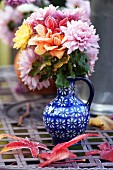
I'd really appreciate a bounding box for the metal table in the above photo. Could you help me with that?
[0,65,113,170]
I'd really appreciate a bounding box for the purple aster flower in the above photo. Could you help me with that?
[4,0,36,7]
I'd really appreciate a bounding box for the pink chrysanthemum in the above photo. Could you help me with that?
[4,0,35,7]
[56,7,89,24]
[26,5,89,29]
[65,0,91,18]
[18,48,50,90]
[0,6,22,46]
[86,48,99,74]
[26,5,57,26]
[61,20,99,54]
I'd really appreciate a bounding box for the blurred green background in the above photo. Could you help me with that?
[49,0,66,7]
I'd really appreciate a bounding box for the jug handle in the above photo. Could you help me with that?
[75,77,94,108]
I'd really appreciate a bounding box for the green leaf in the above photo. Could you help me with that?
[75,53,80,62]
[67,62,76,79]
[43,53,50,61]
[56,71,69,88]
[40,61,51,71]
[71,72,76,78]
[40,74,48,81]
[29,68,39,76]
[84,54,91,61]
[32,60,41,68]
[84,62,90,72]
[70,51,79,63]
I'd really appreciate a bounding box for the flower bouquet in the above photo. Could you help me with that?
[13,4,99,90]
[13,5,99,143]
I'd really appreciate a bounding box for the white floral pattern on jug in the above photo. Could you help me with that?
[43,77,93,144]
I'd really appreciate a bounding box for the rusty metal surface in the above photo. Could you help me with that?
[0,65,113,169]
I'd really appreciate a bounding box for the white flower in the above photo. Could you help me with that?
[55,130,65,138]
[77,116,87,129]
[17,4,38,13]
[56,97,68,107]
[67,118,77,128]
[58,108,70,117]
[66,129,77,138]
[46,118,54,128]
[59,88,68,96]
[56,119,66,129]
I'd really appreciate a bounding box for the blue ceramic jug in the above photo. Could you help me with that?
[43,77,94,144]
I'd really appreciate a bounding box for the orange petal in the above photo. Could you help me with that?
[28,36,52,45]
[35,43,46,55]
[35,24,46,36]
[46,29,52,38]
[51,33,63,46]
[28,35,39,46]
[44,44,58,51]
[53,37,61,46]
[50,49,65,59]
[37,37,52,43]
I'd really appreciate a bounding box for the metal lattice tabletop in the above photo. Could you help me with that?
[0,65,113,170]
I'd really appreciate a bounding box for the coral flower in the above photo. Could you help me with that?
[18,48,50,90]
[13,23,33,50]
[28,24,66,59]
